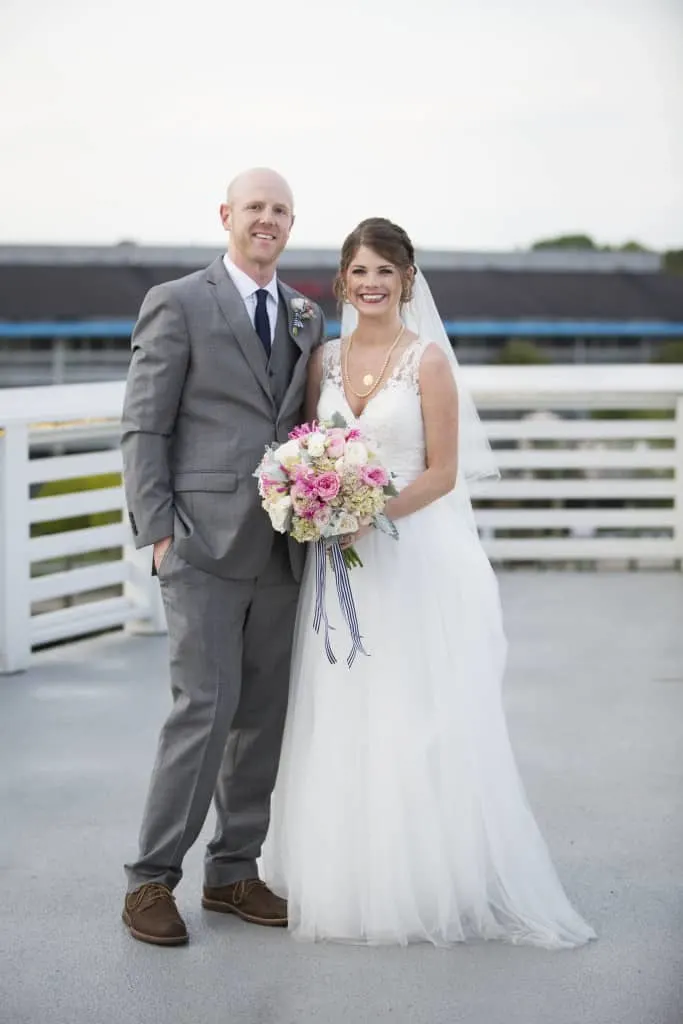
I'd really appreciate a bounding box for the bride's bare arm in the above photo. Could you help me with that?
[383,344,459,521]
[304,344,325,424]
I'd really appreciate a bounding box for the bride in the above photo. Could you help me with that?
[262,217,596,949]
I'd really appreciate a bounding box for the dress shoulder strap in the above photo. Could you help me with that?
[394,336,432,391]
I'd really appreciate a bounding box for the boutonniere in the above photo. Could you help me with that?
[290,296,315,336]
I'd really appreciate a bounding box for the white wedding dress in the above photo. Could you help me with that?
[262,337,595,949]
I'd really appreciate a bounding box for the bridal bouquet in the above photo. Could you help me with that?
[254,414,398,666]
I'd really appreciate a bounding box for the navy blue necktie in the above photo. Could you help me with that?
[254,289,271,358]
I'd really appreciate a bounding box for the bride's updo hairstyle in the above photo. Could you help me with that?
[334,217,417,306]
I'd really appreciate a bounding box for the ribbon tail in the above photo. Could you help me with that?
[313,539,336,665]
[329,542,369,668]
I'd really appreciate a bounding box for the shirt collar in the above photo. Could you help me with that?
[223,253,279,304]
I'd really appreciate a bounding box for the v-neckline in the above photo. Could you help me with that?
[337,337,420,421]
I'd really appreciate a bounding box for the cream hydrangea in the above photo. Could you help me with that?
[291,517,320,543]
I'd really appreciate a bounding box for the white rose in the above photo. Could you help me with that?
[268,495,293,533]
[345,441,368,467]
[306,432,327,458]
[337,512,359,535]
[274,439,300,465]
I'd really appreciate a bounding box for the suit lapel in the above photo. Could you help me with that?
[206,257,274,407]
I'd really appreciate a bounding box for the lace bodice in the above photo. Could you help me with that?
[318,337,431,488]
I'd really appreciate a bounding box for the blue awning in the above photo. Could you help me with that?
[1,319,683,339]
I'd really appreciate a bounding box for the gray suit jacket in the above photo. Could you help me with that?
[121,256,325,581]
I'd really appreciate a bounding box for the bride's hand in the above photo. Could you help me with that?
[339,525,372,550]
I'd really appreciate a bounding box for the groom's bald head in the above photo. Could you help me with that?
[220,167,295,279]
[226,167,294,211]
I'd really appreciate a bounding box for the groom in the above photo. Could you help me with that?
[120,167,325,945]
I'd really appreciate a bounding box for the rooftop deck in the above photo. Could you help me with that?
[1,571,682,1024]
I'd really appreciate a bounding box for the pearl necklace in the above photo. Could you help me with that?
[343,325,406,400]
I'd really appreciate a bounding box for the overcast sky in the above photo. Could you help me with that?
[1,0,681,251]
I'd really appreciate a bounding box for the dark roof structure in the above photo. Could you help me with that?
[1,245,682,325]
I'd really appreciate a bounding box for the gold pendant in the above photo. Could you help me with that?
[362,373,374,388]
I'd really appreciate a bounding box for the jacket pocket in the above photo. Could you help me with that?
[173,471,238,493]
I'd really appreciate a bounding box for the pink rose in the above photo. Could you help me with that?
[315,471,341,501]
[326,428,346,459]
[361,465,389,488]
[345,428,362,441]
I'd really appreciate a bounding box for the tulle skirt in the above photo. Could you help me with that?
[261,494,596,949]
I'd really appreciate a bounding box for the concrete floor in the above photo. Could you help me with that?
[1,572,682,1024]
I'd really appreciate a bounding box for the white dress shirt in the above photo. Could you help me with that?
[223,254,279,346]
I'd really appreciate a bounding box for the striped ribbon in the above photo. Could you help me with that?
[313,539,336,664]
[313,539,369,668]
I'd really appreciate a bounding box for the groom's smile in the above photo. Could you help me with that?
[248,226,282,264]
[252,229,278,247]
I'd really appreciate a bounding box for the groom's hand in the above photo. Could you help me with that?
[153,536,172,572]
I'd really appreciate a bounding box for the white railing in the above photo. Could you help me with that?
[1,366,682,673]
[0,382,164,674]
[467,365,683,564]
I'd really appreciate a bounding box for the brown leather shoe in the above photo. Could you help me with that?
[202,879,287,927]
[122,883,188,946]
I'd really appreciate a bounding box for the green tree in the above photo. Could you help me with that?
[531,234,596,251]
[652,339,683,363]
[496,339,549,365]
[663,250,683,274]
[617,240,651,252]
[531,235,656,253]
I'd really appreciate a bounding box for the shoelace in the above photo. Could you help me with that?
[134,883,176,911]
[232,879,266,904]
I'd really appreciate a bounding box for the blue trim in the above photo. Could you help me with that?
[328,320,683,338]
[0,320,136,339]
[448,320,683,338]
[1,318,683,340]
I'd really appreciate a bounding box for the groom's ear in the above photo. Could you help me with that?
[219,203,231,232]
